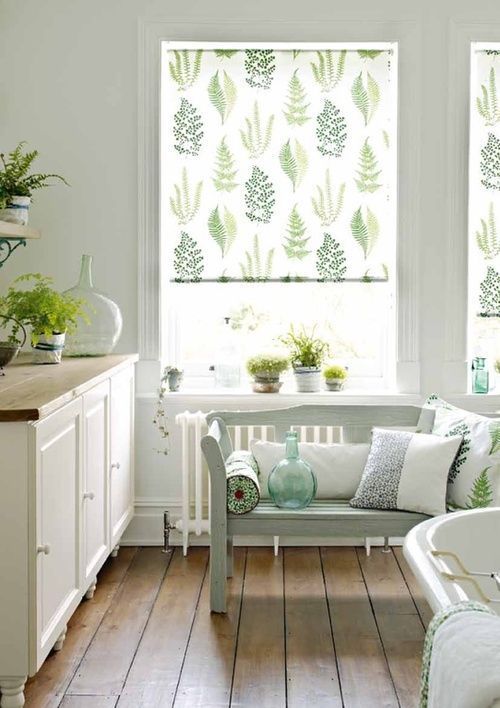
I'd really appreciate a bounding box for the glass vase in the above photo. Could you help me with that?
[268,431,317,509]
[63,254,123,357]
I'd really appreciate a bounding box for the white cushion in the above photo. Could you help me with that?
[250,439,370,499]
[422,395,500,509]
[350,428,463,516]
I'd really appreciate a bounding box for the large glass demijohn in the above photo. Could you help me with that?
[268,431,317,509]
[63,254,123,356]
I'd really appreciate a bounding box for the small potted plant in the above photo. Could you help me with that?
[0,274,88,363]
[279,325,329,392]
[323,364,348,391]
[246,352,290,393]
[163,365,184,392]
[0,142,68,225]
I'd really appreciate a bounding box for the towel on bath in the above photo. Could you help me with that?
[420,600,500,708]
[226,450,260,515]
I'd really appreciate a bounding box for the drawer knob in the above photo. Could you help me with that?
[83,491,95,501]
[111,462,121,470]
[37,544,50,555]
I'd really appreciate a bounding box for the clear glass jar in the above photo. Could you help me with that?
[472,356,490,394]
[268,431,317,509]
[63,254,123,357]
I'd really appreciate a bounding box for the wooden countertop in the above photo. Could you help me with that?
[0,353,138,421]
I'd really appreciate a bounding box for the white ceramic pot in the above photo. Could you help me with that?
[325,378,345,391]
[0,196,31,225]
[32,332,66,364]
[293,367,322,392]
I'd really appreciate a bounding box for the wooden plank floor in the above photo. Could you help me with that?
[24,546,431,708]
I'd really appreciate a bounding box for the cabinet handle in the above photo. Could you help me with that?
[37,544,50,555]
[83,491,95,501]
[111,462,121,470]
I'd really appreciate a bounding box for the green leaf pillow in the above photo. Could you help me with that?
[422,396,500,509]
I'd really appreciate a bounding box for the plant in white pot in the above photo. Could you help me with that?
[279,326,329,393]
[0,142,68,225]
[0,274,88,363]
[323,364,348,391]
[246,352,290,393]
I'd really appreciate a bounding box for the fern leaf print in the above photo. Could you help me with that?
[481,132,500,189]
[489,421,500,454]
[244,166,275,223]
[168,49,202,91]
[316,100,347,157]
[173,98,204,156]
[208,70,237,124]
[173,232,204,282]
[283,205,310,260]
[169,168,203,225]
[283,70,311,126]
[213,137,238,192]
[316,234,347,281]
[240,102,274,158]
[245,49,276,89]
[351,206,378,258]
[208,205,237,257]
[279,139,308,191]
[476,203,500,259]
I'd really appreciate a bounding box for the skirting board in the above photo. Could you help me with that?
[120,499,404,547]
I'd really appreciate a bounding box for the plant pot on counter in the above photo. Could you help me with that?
[0,196,31,225]
[325,377,346,391]
[32,332,66,364]
[293,367,322,393]
[251,372,283,394]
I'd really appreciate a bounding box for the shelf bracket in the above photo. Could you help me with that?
[0,238,27,267]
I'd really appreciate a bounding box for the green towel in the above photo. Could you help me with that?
[419,600,495,707]
[226,450,260,515]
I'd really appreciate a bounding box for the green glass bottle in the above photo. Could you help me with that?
[472,356,489,394]
[268,431,317,509]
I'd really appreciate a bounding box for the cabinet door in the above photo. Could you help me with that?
[82,381,110,589]
[110,366,135,547]
[34,398,82,665]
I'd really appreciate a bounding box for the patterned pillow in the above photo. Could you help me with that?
[225,450,260,515]
[350,428,462,516]
[421,396,500,509]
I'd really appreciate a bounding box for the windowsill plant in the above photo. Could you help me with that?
[246,352,290,393]
[279,325,329,393]
[323,364,348,391]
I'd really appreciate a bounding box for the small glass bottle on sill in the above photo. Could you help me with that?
[472,356,489,394]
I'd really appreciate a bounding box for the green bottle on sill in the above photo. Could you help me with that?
[268,431,317,509]
[472,356,489,394]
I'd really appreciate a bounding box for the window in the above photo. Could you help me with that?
[161,43,398,388]
[469,43,500,379]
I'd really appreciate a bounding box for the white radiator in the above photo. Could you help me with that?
[174,410,342,555]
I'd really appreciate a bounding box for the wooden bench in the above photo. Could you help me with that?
[201,404,436,612]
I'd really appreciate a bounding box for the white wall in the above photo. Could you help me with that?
[1,0,500,544]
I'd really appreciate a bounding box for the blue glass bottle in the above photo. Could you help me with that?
[268,431,317,509]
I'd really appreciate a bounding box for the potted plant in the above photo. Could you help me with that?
[279,325,329,392]
[323,364,348,391]
[163,365,184,392]
[246,352,290,393]
[0,274,88,364]
[0,142,68,225]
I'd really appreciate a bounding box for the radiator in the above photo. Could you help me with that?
[174,410,342,555]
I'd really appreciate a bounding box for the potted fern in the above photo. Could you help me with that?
[0,142,68,225]
[280,326,329,392]
[323,364,348,391]
[246,352,289,393]
[0,274,88,363]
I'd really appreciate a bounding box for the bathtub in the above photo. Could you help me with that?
[404,507,500,615]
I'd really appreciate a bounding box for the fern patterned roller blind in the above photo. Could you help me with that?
[163,44,397,283]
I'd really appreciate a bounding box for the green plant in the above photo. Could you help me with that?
[351,72,380,126]
[311,170,345,226]
[0,274,87,345]
[169,167,203,224]
[283,70,311,126]
[0,142,68,209]
[173,98,204,156]
[316,100,347,157]
[279,325,329,369]
[208,70,237,124]
[246,353,289,379]
[323,364,347,380]
[310,50,346,92]
[467,468,494,508]
[283,205,310,260]
[279,139,308,192]
[213,137,238,192]
[240,102,274,159]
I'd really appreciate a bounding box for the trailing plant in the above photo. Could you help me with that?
[283,70,311,126]
[467,468,494,508]
[244,166,275,223]
[214,49,238,59]
[169,167,203,224]
[310,50,346,92]
[316,100,347,157]
[173,98,204,156]
[208,70,237,124]
[351,206,379,259]
[476,203,500,259]
[244,49,276,89]
[323,364,347,379]
[355,139,382,193]
[0,274,87,345]
[283,205,310,260]
[489,421,500,454]
[445,422,471,483]
[358,50,383,60]
[0,142,68,209]
[480,132,500,190]
[477,67,500,126]
[316,233,347,282]
[173,232,204,282]
[311,170,345,226]
[246,353,289,379]
[240,101,274,159]
[239,235,274,281]
[479,265,500,315]
[152,366,174,455]
[168,49,202,91]
[279,325,329,369]
[279,139,308,191]
[212,137,238,192]
[208,205,237,257]
[351,72,380,126]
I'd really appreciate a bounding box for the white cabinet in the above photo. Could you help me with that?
[0,357,136,708]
